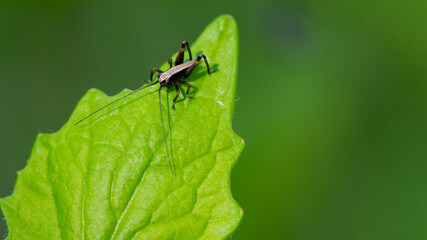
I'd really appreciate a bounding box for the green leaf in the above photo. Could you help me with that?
[1,15,243,240]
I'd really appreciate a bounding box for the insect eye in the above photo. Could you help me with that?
[158,73,162,78]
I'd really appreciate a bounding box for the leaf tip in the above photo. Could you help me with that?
[215,14,238,28]
[217,14,235,20]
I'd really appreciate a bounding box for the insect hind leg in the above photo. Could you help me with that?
[184,54,216,78]
[175,41,192,66]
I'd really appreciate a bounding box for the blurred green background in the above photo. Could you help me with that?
[1,0,427,239]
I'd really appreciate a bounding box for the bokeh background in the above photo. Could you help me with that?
[1,0,427,239]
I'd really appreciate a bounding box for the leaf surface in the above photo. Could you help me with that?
[0,15,243,240]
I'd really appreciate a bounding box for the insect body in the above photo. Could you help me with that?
[75,41,216,176]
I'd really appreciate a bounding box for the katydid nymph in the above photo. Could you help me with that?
[75,41,217,176]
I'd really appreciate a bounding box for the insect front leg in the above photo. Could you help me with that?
[168,57,173,69]
[179,80,193,99]
[172,83,180,110]
[149,68,163,83]
[175,41,193,66]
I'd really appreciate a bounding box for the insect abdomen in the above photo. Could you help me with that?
[159,61,195,82]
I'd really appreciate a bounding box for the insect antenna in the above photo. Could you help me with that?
[75,80,159,125]
[158,86,175,176]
